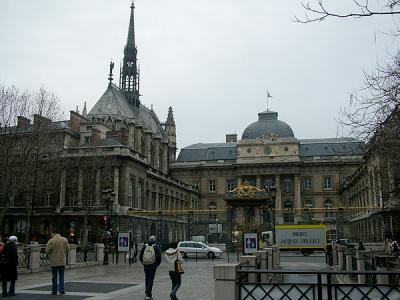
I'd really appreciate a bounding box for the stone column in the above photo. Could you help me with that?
[78,168,83,205]
[240,255,257,283]
[275,174,282,224]
[144,132,152,164]
[333,244,338,266]
[356,250,368,284]
[255,250,268,282]
[68,244,77,266]
[266,247,273,270]
[28,245,41,271]
[135,125,143,154]
[294,174,301,224]
[95,243,104,263]
[95,168,101,205]
[128,124,135,149]
[256,175,261,189]
[59,169,66,209]
[237,177,242,186]
[154,137,161,169]
[345,249,354,272]
[162,142,169,173]
[214,264,240,300]
[337,246,345,270]
[113,167,119,205]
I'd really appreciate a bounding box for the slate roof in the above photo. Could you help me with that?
[88,84,164,137]
[176,138,364,162]
[0,120,71,134]
[177,143,237,162]
[298,138,364,157]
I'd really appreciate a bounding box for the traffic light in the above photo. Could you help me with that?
[102,215,111,229]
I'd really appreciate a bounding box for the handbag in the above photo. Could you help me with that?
[174,259,184,275]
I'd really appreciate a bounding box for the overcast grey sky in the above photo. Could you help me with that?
[0,1,398,150]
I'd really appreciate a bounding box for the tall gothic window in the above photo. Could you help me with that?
[128,176,135,207]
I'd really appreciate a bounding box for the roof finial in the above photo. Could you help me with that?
[108,60,115,85]
[82,101,87,117]
[76,105,80,114]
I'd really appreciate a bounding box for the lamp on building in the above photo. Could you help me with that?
[269,185,277,244]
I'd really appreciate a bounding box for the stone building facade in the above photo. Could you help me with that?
[170,110,364,243]
[0,4,198,245]
[342,109,400,242]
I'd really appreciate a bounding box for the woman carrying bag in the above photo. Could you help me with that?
[165,248,184,300]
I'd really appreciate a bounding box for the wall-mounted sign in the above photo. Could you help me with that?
[117,232,130,252]
[244,233,258,254]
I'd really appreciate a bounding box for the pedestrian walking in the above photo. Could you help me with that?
[325,240,333,266]
[165,248,184,300]
[0,235,18,296]
[139,236,161,300]
[129,241,137,265]
[133,241,138,263]
[391,239,400,254]
[46,229,70,295]
[358,240,366,251]
[385,238,393,254]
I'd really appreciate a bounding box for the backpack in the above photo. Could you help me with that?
[142,244,156,265]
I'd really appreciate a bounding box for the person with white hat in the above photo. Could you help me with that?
[165,248,184,300]
[1,235,18,296]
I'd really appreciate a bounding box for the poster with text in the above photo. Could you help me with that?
[244,233,258,254]
[118,232,130,252]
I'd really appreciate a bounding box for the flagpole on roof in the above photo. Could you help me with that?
[266,90,273,111]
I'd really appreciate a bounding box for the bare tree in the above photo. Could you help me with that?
[0,83,63,242]
[296,0,400,25]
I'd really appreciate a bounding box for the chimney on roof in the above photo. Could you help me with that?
[33,114,52,125]
[226,133,237,143]
[17,116,31,128]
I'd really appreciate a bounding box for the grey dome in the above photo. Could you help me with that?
[242,111,294,139]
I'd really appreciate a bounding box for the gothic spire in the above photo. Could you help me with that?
[120,1,140,110]
[166,106,175,126]
[82,101,87,117]
[126,1,136,51]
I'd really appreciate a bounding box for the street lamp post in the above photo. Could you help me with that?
[102,189,114,265]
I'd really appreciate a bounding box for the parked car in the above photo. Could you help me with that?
[177,241,223,259]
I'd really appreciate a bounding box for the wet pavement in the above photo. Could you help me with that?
[11,252,329,300]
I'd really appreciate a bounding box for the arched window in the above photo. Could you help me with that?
[283,199,294,223]
[208,202,217,220]
[305,200,314,208]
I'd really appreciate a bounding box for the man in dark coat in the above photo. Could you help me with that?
[1,235,18,296]
[139,236,161,300]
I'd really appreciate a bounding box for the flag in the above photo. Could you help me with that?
[267,91,272,98]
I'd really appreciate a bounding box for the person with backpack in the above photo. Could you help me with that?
[139,236,161,300]
[392,239,400,254]
[1,235,18,296]
[165,248,184,300]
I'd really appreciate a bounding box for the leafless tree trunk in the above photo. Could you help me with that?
[0,83,63,243]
